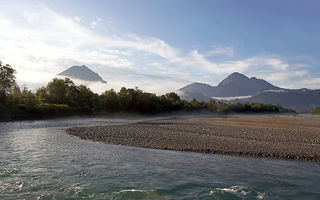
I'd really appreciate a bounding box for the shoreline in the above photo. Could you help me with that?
[66,115,320,162]
[0,110,302,123]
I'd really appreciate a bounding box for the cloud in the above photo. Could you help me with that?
[90,21,97,28]
[205,46,234,57]
[0,18,12,26]
[242,59,313,89]
[245,56,288,71]
[298,78,320,89]
[163,51,316,89]
[0,3,317,94]
[23,11,41,23]
[0,6,188,93]
[74,16,81,22]
[102,49,133,56]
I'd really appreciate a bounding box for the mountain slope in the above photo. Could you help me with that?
[179,72,281,99]
[216,72,281,97]
[178,72,320,110]
[242,89,320,110]
[179,82,216,97]
[58,65,107,83]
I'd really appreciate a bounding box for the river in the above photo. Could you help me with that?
[1,117,320,199]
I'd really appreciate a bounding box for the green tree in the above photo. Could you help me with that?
[312,107,320,114]
[45,78,76,105]
[101,89,120,112]
[73,85,96,113]
[0,62,18,115]
[0,62,17,95]
[165,92,183,110]
[36,87,48,104]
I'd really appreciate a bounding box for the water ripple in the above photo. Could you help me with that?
[0,118,320,199]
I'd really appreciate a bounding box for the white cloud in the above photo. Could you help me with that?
[23,11,42,23]
[205,46,234,57]
[298,78,320,89]
[90,21,97,28]
[122,34,179,59]
[0,5,189,93]
[246,56,288,70]
[102,49,133,56]
[245,63,313,89]
[0,18,12,26]
[0,4,317,94]
[295,70,308,76]
[74,16,81,22]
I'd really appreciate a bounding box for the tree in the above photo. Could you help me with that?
[0,61,17,95]
[165,92,181,103]
[73,85,96,112]
[164,92,183,110]
[45,78,76,105]
[36,87,48,104]
[101,89,120,112]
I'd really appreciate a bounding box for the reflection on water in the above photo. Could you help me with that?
[0,117,320,200]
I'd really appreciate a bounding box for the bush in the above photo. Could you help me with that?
[35,103,71,115]
[312,107,320,114]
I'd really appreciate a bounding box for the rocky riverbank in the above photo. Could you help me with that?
[66,115,320,161]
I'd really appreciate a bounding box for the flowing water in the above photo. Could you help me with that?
[0,117,320,200]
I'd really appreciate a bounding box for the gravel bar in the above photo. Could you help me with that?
[66,115,320,162]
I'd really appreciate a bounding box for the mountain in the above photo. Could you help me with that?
[179,72,281,98]
[179,82,216,99]
[179,72,320,110]
[176,90,212,101]
[240,89,320,110]
[216,72,281,96]
[58,65,107,83]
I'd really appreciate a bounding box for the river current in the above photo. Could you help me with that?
[0,117,320,199]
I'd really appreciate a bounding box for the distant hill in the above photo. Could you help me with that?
[179,72,320,110]
[58,65,107,83]
[176,90,212,101]
[240,89,320,110]
[179,82,216,100]
[179,72,281,98]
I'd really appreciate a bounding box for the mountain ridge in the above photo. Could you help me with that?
[178,72,319,110]
[58,65,107,83]
[180,72,281,98]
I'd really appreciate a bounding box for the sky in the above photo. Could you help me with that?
[0,0,319,94]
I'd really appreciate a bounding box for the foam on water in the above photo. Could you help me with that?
[113,189,162,200]
[210,185,267,199]
[115,189,154,193]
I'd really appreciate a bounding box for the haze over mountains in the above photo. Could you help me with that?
[56,65,320,110]
[58,65,107,83]
[179,72,320,110]
[180,72,281,98]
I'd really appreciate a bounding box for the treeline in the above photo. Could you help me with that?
[312,107,320,114]
[0,62,293,120]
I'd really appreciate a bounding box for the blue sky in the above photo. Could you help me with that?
[0,0,319,93]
